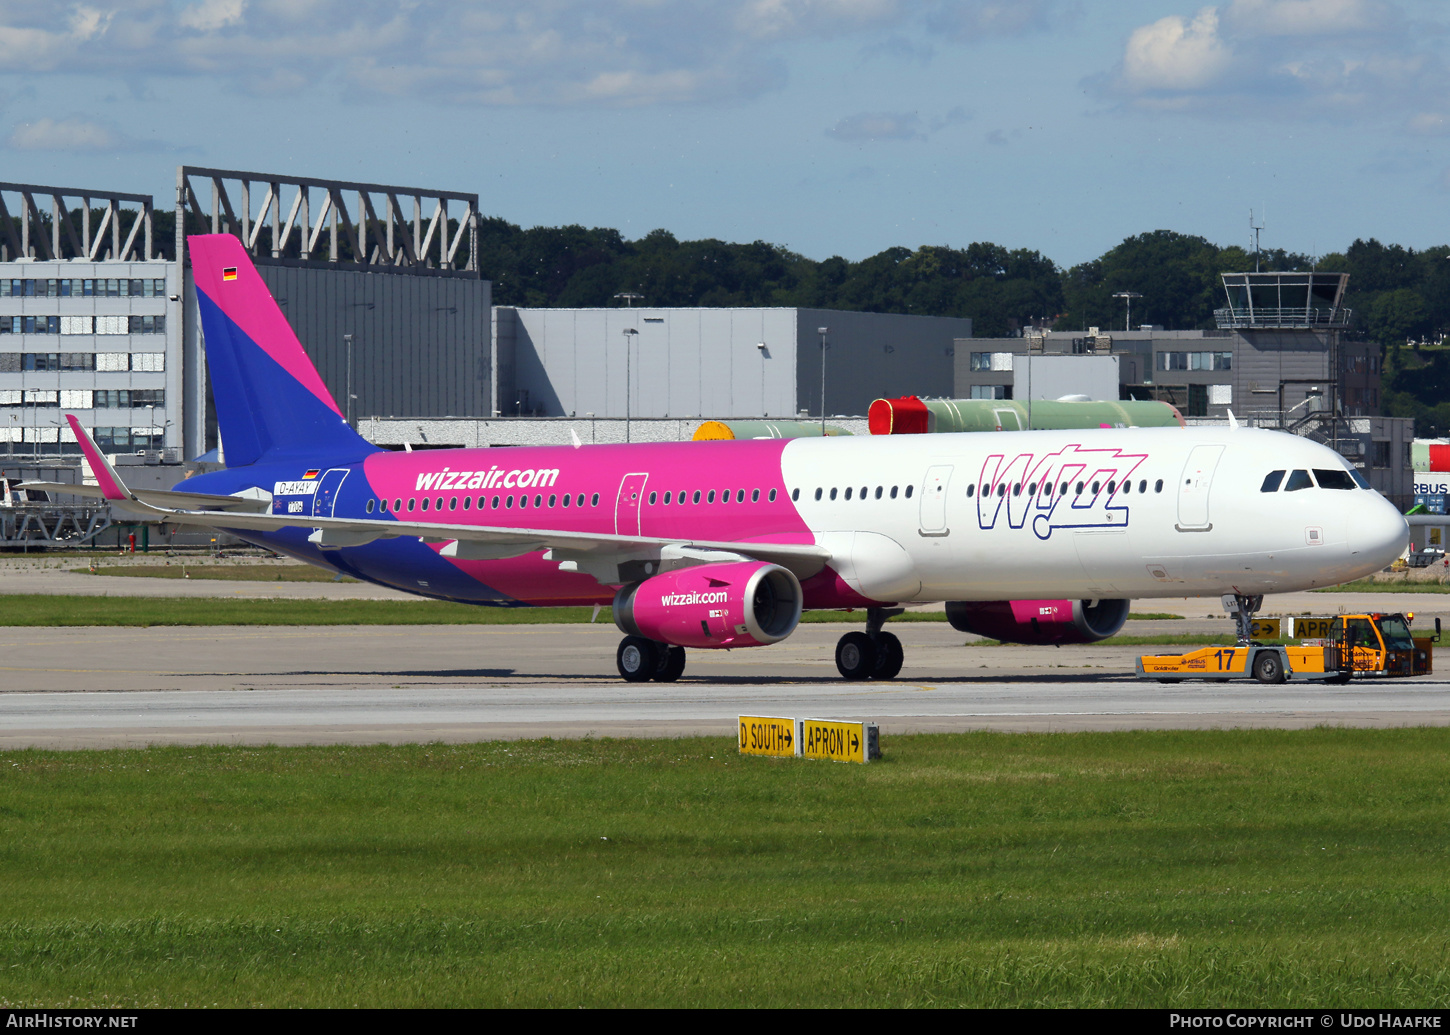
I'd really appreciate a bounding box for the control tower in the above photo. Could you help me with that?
[1215,271,1351,330]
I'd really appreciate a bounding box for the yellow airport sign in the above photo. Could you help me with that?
[1295,616,1338,640]
[738,715,799,757]
[800,719,880,764]
[1250,617,1281,639]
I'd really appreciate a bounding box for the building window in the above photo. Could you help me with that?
[1157,351,1232,371]
[970,385,1010,400]
[970,351,1015,372]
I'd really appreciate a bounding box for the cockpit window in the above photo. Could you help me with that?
[1349,468,1371,489]
[1261,470,1285,492]
[1284,469,1313,492]
[1313,468,1356,490]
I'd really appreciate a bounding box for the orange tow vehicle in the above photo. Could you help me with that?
[1137,613,1437,685]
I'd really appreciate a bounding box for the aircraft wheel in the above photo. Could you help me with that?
[617,636,659,683]
[836,631,878,681]
[654,645,687,683]
[1252,651,1286,685]
[873,632,904,680]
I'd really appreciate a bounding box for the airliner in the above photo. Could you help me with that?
[56,235,1409,682]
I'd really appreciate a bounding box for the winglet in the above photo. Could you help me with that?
[66,415,132,501]
[1227,409,1239,429]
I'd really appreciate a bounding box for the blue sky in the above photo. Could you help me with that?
[0,0,1445,267]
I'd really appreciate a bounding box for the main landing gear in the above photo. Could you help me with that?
[835,607,905,681]
[616,636,687,683]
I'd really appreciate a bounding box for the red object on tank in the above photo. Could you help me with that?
[1429,444,1450,472]
[614,561,803,649]
[945,598,1130,645]
[868,395,930,435]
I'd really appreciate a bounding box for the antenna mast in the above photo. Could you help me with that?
[1250,207,1266,272]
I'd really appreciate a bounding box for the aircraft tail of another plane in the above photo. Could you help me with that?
[187,234,379,468]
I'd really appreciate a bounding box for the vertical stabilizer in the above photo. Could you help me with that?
[188,234,377,467]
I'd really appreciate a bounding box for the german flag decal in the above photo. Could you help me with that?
[302,469,320,479]
[222,267,238,281]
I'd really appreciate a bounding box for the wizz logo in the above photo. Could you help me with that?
[977,444,1147,540]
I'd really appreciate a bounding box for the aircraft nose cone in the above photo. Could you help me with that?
[1354,493,1408,571]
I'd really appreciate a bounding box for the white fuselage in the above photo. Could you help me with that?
[779,426,1406,603]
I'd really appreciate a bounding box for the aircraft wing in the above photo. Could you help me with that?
[18,481,271,512]
[61,416,830,580]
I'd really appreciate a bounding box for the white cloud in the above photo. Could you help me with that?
[1224,0,1387,36]
[8,117,127,151]
[178,0,247,33]
[1409,111,1450,135]
[826,105,969,141]
[1122,8,1232,92]
[0,1,1074,109]
[1101,0,1445,124]
[827,111,925,141]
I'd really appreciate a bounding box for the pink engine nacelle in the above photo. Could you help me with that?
[613,560,803,649]
[945,598,1130,645]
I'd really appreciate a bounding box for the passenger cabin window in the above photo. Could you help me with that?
[1313,469,1356,490]
[1261,470,1285,492]
[1284,469,1313,492]
[905,485,913,498]
[966,485,975,498]
[769,489,777,502]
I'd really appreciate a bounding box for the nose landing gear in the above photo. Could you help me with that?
[1224,593,1265,645]
[835,607,905,680]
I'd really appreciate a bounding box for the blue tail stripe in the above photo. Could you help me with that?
[197,290,377,467]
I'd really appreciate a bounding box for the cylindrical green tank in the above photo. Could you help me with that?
[693,419,853,441]
[868,396,1182,434]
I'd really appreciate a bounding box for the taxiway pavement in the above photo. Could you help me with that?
[2,622,1447,749]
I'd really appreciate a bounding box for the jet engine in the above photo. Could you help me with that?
[614,561,803,649]
[945,598,1130,645]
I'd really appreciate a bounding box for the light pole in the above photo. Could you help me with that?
[817,326,828,434]
[344,334,354,428]
[622,327,638,443]
[1112,292,1142,333]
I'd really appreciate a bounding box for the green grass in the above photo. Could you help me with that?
[2,729,1449,1007]
[72,564,359,583]
[0,595,961,628]
[1315,579,1450,594]
[0,595,597,626]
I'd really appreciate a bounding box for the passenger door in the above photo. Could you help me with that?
[1176,445,1223,531]
[918,465,953,537]
[312,468,349,519]
[615,472,649,536]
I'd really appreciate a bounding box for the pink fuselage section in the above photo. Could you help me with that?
[341,439,879,610]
